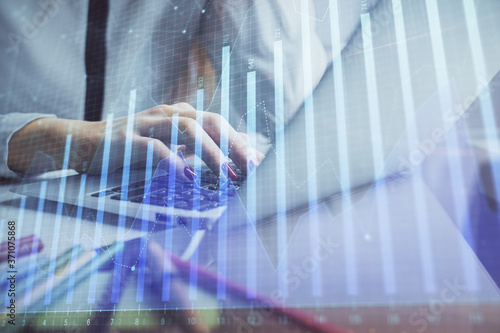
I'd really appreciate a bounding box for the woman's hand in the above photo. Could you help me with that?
[8,103,264,180]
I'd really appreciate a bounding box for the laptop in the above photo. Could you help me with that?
[11,0,500,232]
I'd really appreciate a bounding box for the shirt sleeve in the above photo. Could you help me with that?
[0,113,56,178]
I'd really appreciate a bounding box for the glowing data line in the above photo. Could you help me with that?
[44,134,72,305]
[136,141,154,303]
[391,0,436,294]
[274,39,288,298]
[300,0,322,297]
[188,89,205,301]
[66,174,87,304]
[162,115,180,302]
[361,13,396,294]
[330,0,358,296]
[217,45,231,300]
[425,0,479,291]
[88,113,114,304]
[20,182,47,306]
[220,45,231,125]
[246,70,257,298]
[111,89,137,303]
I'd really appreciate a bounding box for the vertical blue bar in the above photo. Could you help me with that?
[425,0,479,291]
[88,113,114,304]
[188,89,205,301]
[44,134,72,305]
[392,0,436,293]
[162,114,180,302]
[66,174,87,304]
[161,201,173,302]
[361,13,397,294]
[274,39,288,299]
[136,141,154,303]
[330,0,358,296]
[246,71,257,298]
[217,45,230,300]
[197,88,204,111]
[111,89,136,303]
[21,182,47,306]
[300,0,322,297]
[220,45,231,124]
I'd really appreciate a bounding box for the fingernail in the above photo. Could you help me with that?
[221,162,238,180]
[248,159,257,173]
[184,166,198,181]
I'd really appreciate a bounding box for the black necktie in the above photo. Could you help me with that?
[84,0,109,122]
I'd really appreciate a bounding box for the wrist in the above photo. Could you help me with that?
[7,118,52,174]
[7,118,106,174]
[70,120,106,173]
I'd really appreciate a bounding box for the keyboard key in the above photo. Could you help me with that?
[91,190,114,197]
[129,181,146,189]
[174,201,191,210]
[110,194,121,201]
[202,184,219,191]
[149,196,172,207]
[110,186,125,193]
[196,201,212,211]
[103,167,244,210]
[208,201,220,209]
[126,188,145,198]
[129,195,146,203]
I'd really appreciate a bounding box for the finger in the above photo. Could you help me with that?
[200,114,253,175]
[239,132,265,161]
[237,132,249,141]
[238,132,265,161]
[237,132,265,176]
[255,149,265,163]
[176,145,195,158]
[174,117,229,178]
[143,106,235,178]
[159,105,256,175]
[135,137,197,182]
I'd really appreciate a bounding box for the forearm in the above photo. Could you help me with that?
[7,118,105,174]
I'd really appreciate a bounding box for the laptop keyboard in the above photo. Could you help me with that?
[91,164,245,212]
